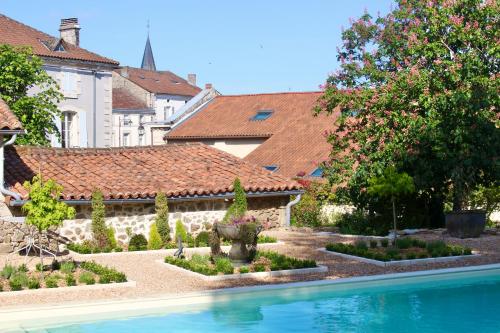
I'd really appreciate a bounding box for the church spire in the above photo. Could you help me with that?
[141,21,156,71]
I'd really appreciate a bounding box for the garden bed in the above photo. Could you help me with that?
[0,260,128,293]
[160,251,327,281]
[67,234,278,254]
[320,238,477,267]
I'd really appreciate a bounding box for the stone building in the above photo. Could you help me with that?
[112,35,218,146]
[0,14,119,148]
[0,142,301,252]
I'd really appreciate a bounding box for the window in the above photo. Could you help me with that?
[62,71,77,96]
[251,110,273,121]
[138,133,144,146]
[163,106,171,120]
[123,114,132,126]
[310,168,324,177]
[264,165,279,172]
[122,133,130,146]
[139,115,145,124]
[61,111,77,148]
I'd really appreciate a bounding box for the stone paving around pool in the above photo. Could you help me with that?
[0,228,499,308]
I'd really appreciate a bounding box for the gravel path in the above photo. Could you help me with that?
[1,229,499,308]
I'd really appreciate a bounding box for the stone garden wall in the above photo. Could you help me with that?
[0,196,288,252]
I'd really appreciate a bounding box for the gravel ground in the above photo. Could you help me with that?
[1,228,499,308]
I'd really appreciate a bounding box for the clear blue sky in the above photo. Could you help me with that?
[2,0,393,95]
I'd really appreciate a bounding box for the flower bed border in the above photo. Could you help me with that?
[156,260,328,281]
[68,241,284,257]
[0,280,136,297]
[318,248,480,267]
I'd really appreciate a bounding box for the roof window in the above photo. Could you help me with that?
[251,110,273,121]
[264,165,279,172]
[310,168,323,177]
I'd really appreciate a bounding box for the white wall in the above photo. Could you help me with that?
[155,94,190,121]
[168,138,266,158]
[40,64,113,148]
[111,113,155,147]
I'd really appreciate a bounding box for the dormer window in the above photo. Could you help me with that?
[54,43,65,52]
[310,168,324,177]
[251,110,273,121]
[264,165,279,172]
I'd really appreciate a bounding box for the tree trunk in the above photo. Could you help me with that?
[38,231,44,279]
[392,196,397,241]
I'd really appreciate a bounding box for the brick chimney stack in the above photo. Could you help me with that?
[59,18,80,46]
[205,83,213,89]
[187,74,196,86]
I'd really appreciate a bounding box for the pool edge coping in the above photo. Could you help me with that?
[1,262,500,332]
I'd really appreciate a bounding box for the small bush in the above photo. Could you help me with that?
[386,248,399,258]
[354,240,368,250]
[426,240,447,253]
[65,273,76,286]
[214,257,234,275]
[79,272,95,285]
[239,266,250,274]
[381,239,389,248]
[99,274,112,284]
[107,226,118,249]
[186,233,195,247]
[406,252,417,260]
[18,264,28,273]
[369,240,378,249]
[148,222,163,250]
[164,255,217,276]
[253,263,267,272]
[174,220,188,243]
[51,260,61,271]
[1,265,16,279]
[395,238,413,249]
[129,234,148,251]
[463,247,472,255]
[80,261,127,283]
[9,278,23,291]
[411,238,427,248]
[195,231,210,247]
[44,276,59,288]
[418,253,429,259]
[28,277,40,289]
[257,235,277,244]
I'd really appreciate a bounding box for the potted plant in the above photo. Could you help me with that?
[214,216,261,263]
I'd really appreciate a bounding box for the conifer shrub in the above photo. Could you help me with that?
[91,189,111,248]
[223,178,247,223]
[174,220,188,243]
[148,222,163,250]
[128,234,148,251]
[155,192,171,245]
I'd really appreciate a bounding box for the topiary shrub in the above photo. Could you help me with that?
[155,192,171,245]
[174,220,188,243]
[91,189,111,248]
[148,222,163,250]
[195,231,210,247]
[128,234,148,251]
[223,178,247,223]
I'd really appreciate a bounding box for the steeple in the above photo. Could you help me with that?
[141,22,156,71]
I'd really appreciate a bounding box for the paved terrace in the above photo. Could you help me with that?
[1,229,499,308]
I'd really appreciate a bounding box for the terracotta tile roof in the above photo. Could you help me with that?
[112,88,150,110]
[0,14,118,65]
[167,92,338,178]
[117,67,201,97]
[0,98,23,131]
[4,143,301,201]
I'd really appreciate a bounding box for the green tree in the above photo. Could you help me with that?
[367,166,415,239]
[91,189,110,248]
[223,178,248,223]
[148,222,163,250]
[174,220,188,243]
[22,175,75,269]
[0,45,63,145]
[317,0,499,215]
[154,192,170,244]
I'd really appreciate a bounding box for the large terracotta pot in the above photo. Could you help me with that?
[445,210,486,238]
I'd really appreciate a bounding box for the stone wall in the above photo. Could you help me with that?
[0,196,288,252]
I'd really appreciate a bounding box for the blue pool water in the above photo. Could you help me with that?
[39,268,500,333]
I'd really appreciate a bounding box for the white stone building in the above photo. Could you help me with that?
[0,15,119,148]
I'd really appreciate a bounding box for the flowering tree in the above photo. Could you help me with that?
[317,0,499,213]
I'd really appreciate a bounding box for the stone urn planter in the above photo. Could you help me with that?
[446,210,486,238]
[214,222,261,263]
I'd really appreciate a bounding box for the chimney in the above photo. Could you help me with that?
[187,74,196,86]
[205,83,213,90]
[120,66,129,78]
[59,18,80,46]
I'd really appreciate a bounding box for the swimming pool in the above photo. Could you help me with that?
[19,265,500,332]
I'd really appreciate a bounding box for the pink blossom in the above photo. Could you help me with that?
[450,15,463,26]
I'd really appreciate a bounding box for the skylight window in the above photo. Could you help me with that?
[264,165,279,172]
[251,110,273,121]
[310,168,323,177]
